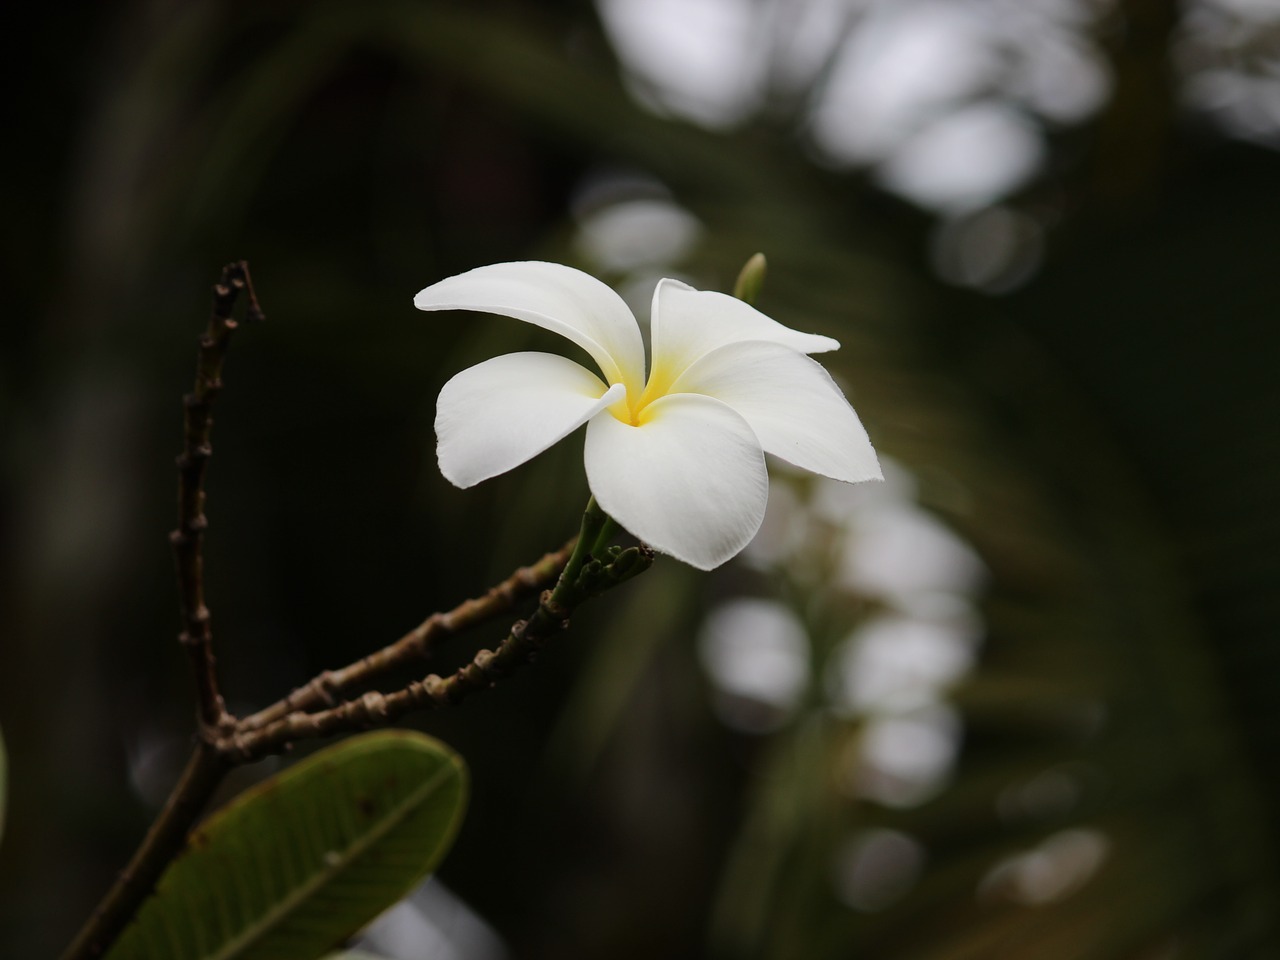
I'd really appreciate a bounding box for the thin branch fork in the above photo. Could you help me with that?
[223,540,653,762]
[230,508,653,762]
[238,538,575,732]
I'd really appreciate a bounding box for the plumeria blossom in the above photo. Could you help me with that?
[415,261,881,570]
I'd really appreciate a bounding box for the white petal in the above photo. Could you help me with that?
[584,394,768,570]
[415,262,646,398]
[647,279,840,392]
[436,352,626,488]
[670,340,882,483]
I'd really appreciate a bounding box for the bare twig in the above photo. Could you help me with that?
[170,260,263,731]
[221,542,654,762]
[238,539,575,732]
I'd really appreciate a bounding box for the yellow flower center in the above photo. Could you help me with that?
[609,356,681,426]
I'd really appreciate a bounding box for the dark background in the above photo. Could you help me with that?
[3,0,1279,957]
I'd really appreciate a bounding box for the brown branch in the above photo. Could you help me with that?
[170,260,263,730]
[59,743,230,960]
[238,538,575,732]
[222,592,573,762]
[220,541,653,763]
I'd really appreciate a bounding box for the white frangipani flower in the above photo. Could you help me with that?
[415,261,881,570]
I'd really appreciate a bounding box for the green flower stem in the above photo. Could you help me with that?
[591,514,620,558]
[555,496,613,598]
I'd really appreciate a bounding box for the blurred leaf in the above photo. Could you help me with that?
[105,731,467,960]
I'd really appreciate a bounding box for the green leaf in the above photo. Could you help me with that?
[106,730,467,960]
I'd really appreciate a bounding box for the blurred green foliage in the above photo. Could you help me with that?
[2,0,1278,958]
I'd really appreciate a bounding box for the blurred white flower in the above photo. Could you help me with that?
[829,613,980,715]
[838,498,987,605]
[850,705,963,807]
[574,198,702,273]
[698,597,811,730]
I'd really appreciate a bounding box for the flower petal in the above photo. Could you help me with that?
[436,352,626,488]
[584,394,768,570]
[669,340,882,483]
[415,261,646,398]
[646,279,840,396]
